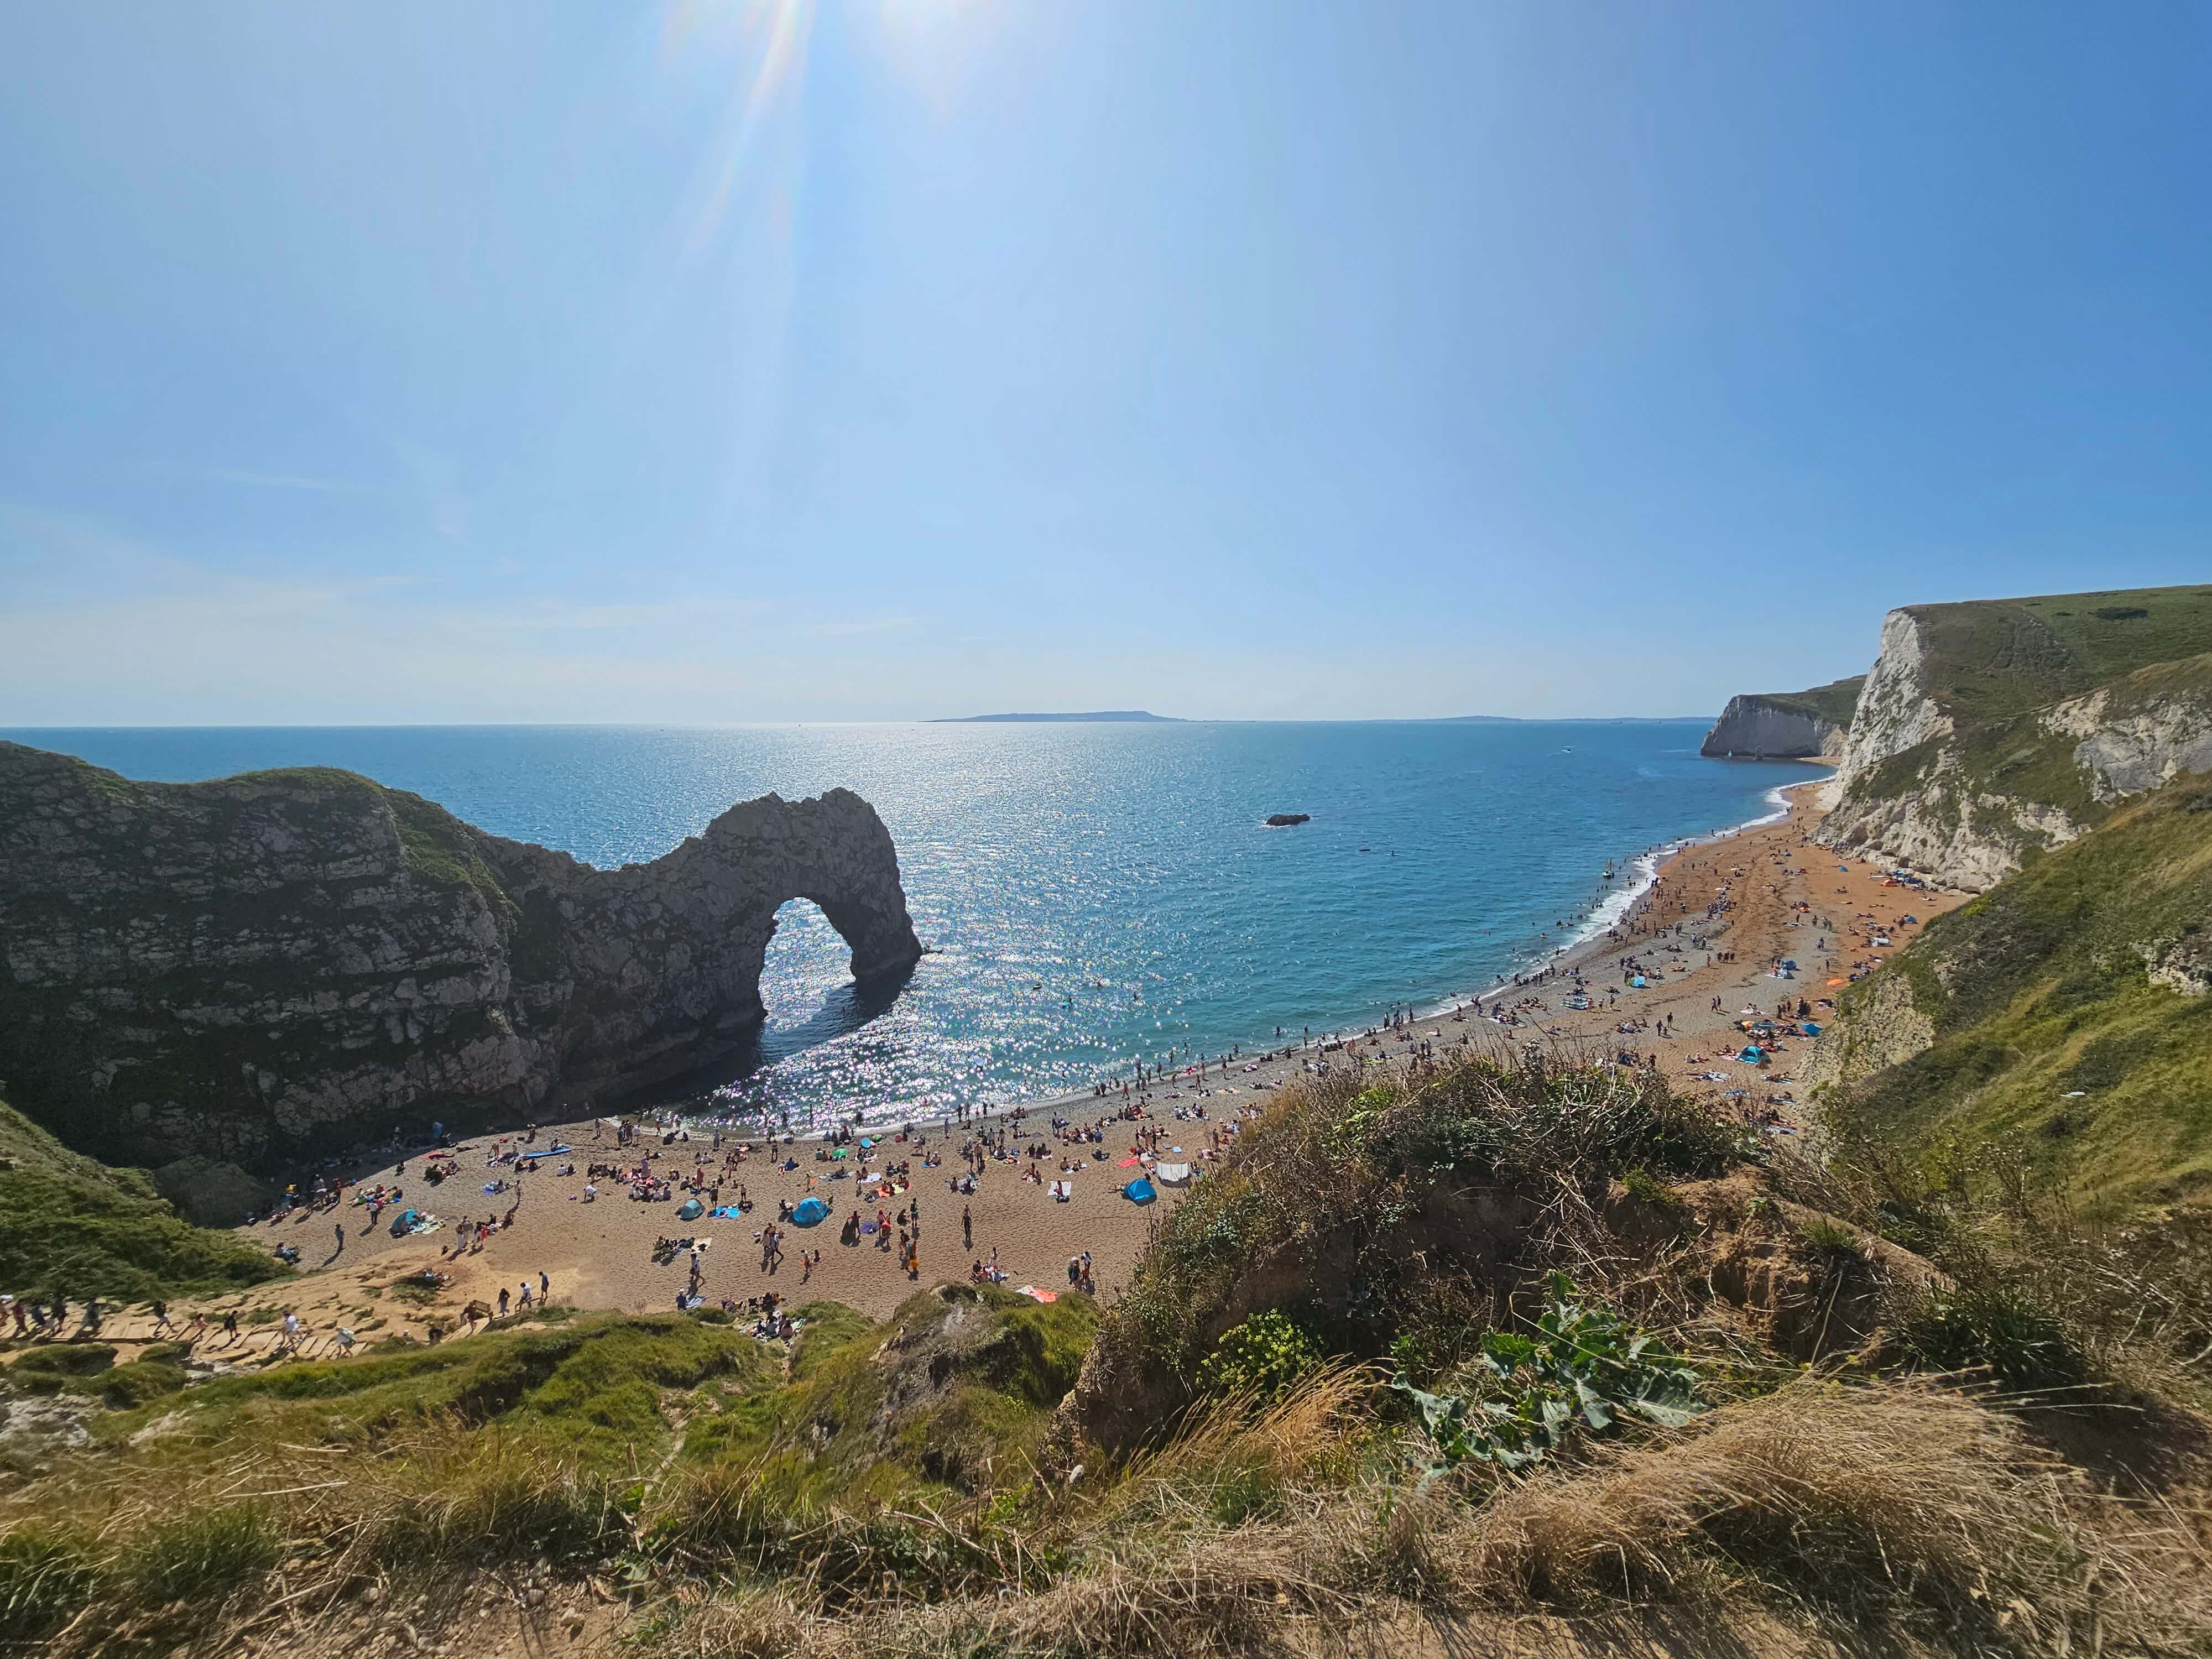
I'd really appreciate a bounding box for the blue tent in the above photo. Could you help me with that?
[1738,1046,1763,1063]
[790,1196,830,1227]
[389,1208,418,1237]
[1123,1177,1157,1205]
[676,1197,704,1221]
[1631,975,1647,988]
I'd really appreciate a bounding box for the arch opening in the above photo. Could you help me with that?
[758,898,854,1036]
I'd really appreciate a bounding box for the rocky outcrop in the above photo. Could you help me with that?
[1805,970,1936,1098]
[0,743,922,1170]
[1813,595,2212,889]
[2046,654,2212,804]
[1700,683,1860,760]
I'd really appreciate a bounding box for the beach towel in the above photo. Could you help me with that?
[1050,1181,1073,1201]
[1015,1285,1059,1303]
[1156,1164,1191,1185]
[1123,1177,1157,1205]
[790,1196,830,1227]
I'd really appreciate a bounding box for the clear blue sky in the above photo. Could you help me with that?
[2,2,2206,723]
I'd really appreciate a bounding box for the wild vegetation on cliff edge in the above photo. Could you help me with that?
[2,1045,2206,1658]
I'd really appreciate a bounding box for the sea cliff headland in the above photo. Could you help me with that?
[0,743,922,1177]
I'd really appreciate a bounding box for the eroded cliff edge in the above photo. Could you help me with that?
[1699,676,1863,760]
[1815,588,2212,888]
[0,743,923,1173]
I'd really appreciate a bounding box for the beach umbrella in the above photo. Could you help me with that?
[1123,1177,1157,1204]
[790,1196,830,1227]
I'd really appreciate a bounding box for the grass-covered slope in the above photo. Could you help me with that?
[0,1096,285,1300]
[1815,774,2212,1212]
[1756,674,1865,728]
[1900,584,2212,725]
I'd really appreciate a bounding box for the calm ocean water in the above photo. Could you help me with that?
[4,724,1821,1130]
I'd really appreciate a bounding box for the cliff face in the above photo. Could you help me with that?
[1812,588,2212,889]
[1699,678,1862,760]
[0,744,923,1171]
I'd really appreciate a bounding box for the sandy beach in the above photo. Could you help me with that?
[103,780,1966,1360]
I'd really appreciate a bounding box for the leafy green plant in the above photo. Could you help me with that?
[1621,1168,1686,1210]
[1198,1310,1322,1403]
[1392,1274,1703,1473]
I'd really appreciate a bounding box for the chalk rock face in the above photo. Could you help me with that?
[0,743,922,1168]
[1699,697,1848,760]
[1815,607,2081,889]
[2046,656,2212,804]
[1832,610,1952,785]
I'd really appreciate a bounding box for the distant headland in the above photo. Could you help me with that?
[930,711,1185,724]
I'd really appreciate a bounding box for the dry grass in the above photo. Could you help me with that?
[641,1366,2212,1659]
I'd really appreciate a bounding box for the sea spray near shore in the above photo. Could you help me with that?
[4,722,1825,1132]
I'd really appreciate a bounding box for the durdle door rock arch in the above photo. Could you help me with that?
[0,742,924,1173]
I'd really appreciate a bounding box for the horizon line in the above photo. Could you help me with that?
[1,714,1727,731]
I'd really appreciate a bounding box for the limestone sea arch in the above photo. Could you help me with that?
[0,742,924,1171]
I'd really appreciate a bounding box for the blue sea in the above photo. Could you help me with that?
[3,724,1821,1130]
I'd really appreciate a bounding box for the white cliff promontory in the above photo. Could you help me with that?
[1698,681,1860,760]
[1811,591,2212,889]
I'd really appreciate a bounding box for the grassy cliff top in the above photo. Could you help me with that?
[1899,582,2212,724]
[1747,674,1865,727]
[0,740,519,907]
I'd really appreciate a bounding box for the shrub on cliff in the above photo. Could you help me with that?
[1068,1048,1749,1455]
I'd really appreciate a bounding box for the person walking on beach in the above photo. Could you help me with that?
[962,1204,973,1251]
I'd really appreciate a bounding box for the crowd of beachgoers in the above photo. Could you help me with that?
[39,781,1968,1361]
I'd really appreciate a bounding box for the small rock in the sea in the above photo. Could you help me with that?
[1264,813,1311,827]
